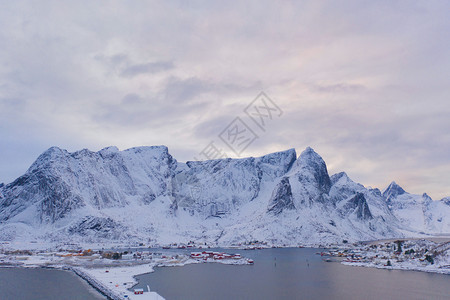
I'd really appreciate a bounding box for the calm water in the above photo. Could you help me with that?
[134,248,450,300]
[0,268,105,300]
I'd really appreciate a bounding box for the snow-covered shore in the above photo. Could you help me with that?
[74,264,163,300]
[321,238,450,275]
[341,260,450,275]
[0,248,253,299]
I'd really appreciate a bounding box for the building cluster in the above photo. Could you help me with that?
[190,251,253,264]
[320,239,450,269]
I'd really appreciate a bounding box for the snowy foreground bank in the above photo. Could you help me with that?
[322,238,450,275]
[0,249,252,300]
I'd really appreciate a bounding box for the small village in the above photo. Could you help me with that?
[0,246,253,267]
[160,240,272,250]
[190,251,253,264]
[319,239,450,274]
[0,246,254,299]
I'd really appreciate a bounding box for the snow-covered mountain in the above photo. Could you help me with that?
[383,182,450,234]
[172,148,296,218]
[0,146,448,247]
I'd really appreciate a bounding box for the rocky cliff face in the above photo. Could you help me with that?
[288,147,332,205]
[341,193,373,220]
[267,177,295,215]
[383,181,406,204]
[172,148,297,217]
[0,145,448,246]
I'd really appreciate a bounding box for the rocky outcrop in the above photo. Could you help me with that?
[341,193,373,220]
[383,181,406,204]
[68,216,126,240]
[267,177,295,215]
[288,147,332,205]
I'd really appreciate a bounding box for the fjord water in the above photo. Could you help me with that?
[0,268,105,300]
[134,248,450,300]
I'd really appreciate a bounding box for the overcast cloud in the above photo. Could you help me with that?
[0,1,449,199]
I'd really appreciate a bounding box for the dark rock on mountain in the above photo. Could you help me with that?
[296,147,331,194]
[267,177,295,214]
[383,181,406,204]
[342,193,373,220]
[289,147,332,205]
[68,216,126,239]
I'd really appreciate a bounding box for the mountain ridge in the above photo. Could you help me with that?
[0,145,448,247]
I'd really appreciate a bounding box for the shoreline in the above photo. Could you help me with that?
[341,261,450,275]
[1,239,449,299]
[0,247,253,299]
[71,267,122,300]
[76,257,251,300]
[332,259,450,276]
[324,238,450,276]
[1,244,449,300]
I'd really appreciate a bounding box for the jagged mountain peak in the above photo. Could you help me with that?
[98,146,120,158]
[296,147,328,174]
[383,181,407,204]
[260,147,296,161]
[422,193,433,202]
[45,146,65,153]
[100,146,119,152]
[34,145,67,159]
[442,197,450,205]
[291,147,332,197]
[369,187,383,198]
[42,145,172,160]
[25,146,69,174]
[330,172,352,185]
[298,147,324,164]
[123,145,169,154]
[186,148,296,165]
[383,181,406,195]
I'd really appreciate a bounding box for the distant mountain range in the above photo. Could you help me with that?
[0,146,448,246]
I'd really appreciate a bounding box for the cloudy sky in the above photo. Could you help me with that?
[0,1,449,199]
